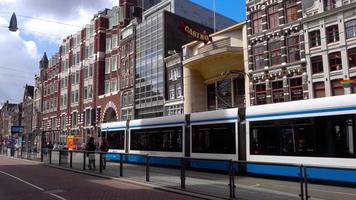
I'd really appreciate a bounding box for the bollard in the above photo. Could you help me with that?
[180,157,186,189]
[99,153,103,173]
[70,151,73,168]
[83,152,86,170]
[40,148,43,162]
[59,150,62,166]
[304,166,309,200]
[299,165,304,200]
[229,160,233,198]
[146,154,150,182]
[49,150,52,164]
[120,154,123,177]
[231,161,236,198]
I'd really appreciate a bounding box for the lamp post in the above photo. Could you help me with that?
[8,12,18,32]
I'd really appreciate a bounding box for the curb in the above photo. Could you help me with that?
[42,163,228,200]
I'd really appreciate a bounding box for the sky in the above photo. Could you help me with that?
[0,0,246,105]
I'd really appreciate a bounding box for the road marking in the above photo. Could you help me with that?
[0,170,67,200]
[48,193,67,200]
[0,170,44,191]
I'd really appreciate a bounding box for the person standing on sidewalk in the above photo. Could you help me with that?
[86,137,96,170]
[100,138,109,169]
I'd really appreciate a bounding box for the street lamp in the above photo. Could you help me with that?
[8,12,18,32]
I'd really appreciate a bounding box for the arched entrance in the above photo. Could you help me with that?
[104,107,117,123]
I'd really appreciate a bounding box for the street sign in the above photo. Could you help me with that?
[11,126,24,134]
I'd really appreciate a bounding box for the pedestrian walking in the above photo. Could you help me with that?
[100,138,109,169]
[86,137,96,170]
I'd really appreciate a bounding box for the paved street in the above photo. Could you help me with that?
[44,152,356,200]
[0,156,201,200]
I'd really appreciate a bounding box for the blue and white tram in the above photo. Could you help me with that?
[127,115,186,166]
[189,108,239,170]
[246,94,356,183]
[100,121,127,160]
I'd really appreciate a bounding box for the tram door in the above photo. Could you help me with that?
[280,128,295,155]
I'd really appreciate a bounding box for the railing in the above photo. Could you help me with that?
[2,147,356,200]
[198,38,231,54]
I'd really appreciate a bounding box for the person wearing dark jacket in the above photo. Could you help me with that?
[86,137,96,170]
[100,138,109,169]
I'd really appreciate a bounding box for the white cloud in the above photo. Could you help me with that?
[0,0,116,103]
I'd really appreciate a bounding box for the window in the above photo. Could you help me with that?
[348,48,356,68]
[71,112,77,128]
[286,0,298,23]
[311,56,323,74]
[269,39,281,66]
[111,56,117,71]
[252,11,263,34]
[84,66,88,79]
[207,84,216,110]
[250,115,356,158]
[329,52,341,71]
[112,35,117,48]
[290,77,303,101]
[192,123,236,154]
[89,64,93,77]
[106,131,125,149]
[309,30,321,47]
[84,109,92,127]
[110,78,117,92]
[255,83,266,105]
[346,20,356,39]
[324,0,336,11]
[253,45,265,70]
[169,85,175,100]
[272,81,284,103]
[105,58,110,74]
[331,79,344,96]
[122,91,133,107]
[326,25,339,43]
[313,82,325,98]
[75,71,80,84]
[60,115,66,130]
[105,80,110,94]
[131,127,182,152]
[166,104,183,116]
[89,43,94,56]
[121,108,133,120]
[106,38,111,51]
[287,35,300,63]
[176,83,182,98]
[268,5,279,29]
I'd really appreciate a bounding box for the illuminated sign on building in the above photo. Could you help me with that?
[179,21,211,43]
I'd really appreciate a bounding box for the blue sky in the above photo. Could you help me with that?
[191,0,246,22]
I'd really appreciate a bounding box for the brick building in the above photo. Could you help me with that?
[246,0,307,106]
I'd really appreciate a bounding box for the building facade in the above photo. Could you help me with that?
[21,85,34,152]
[134,0,236,118]
[182,22,247,113]
[164,52,184,116]
[0,101,22,138]
[303,0,356,98]
[246,0,307,106]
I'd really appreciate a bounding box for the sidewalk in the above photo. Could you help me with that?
[45,152,356,200]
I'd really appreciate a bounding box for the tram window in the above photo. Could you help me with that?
[192,123,236,154]
[250,114,356,158]
[130,126,182,152]
[106,131,125,150]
